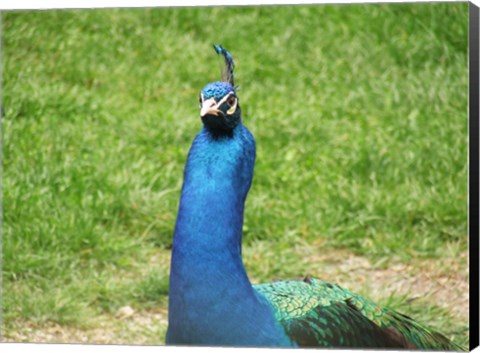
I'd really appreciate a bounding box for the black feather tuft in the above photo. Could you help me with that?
[213,44,235,86]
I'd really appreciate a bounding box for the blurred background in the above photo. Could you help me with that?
[1,3,469,346]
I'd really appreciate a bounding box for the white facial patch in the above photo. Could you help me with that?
[200,91,237,117]
[216,92,237,115]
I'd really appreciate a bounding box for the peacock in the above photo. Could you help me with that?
[165,44,464,350]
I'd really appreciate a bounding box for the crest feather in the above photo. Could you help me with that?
[213,44,235,86]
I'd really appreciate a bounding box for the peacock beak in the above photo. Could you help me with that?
[200,98,223,117]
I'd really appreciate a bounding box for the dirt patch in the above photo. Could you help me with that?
[3,308,168,345]
[305,249,469,322]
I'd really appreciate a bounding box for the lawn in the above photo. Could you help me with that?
[1,3,469,347]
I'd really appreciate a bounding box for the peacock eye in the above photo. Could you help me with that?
[199,95,203,107]
[227,96,236,107]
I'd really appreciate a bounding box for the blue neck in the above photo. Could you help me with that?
[173,124,255,254]
[167,124,294,347]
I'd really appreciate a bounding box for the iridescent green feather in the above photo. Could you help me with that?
[253,277,465,350]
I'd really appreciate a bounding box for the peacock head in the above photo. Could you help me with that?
[200,81,240,131]
[200,45,241,132]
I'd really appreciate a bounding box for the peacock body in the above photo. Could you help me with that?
[165,45,464,350]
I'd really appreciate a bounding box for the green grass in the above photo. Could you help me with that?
[2,3,469,347]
